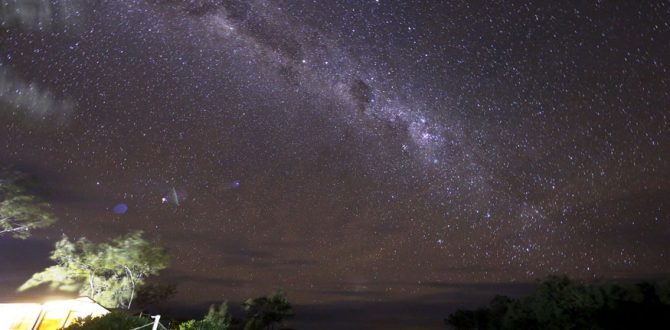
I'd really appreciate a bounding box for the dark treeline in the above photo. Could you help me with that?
[445,275,670,330]
[66,290,294,330]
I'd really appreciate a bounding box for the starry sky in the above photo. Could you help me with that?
[1,0,669,328]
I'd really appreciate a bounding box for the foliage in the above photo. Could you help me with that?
[243,290,294,330]
[178,302,233,330]
[0,169,55,239]
[134,282,178,309]
[179,320,212,330]
[18,231,169,309]
[445,275,670,330]
[178,291,294,330]
[64,311,151,330]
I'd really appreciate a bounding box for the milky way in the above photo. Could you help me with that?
[1,1,669,328]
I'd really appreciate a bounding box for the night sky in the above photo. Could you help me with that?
[1,1,669,328]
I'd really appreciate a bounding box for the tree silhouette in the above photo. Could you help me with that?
[446,275,670,330]
[134,282,178,310]
[243,290,294,330]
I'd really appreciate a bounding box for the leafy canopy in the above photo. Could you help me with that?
[18,231,169,309]
[0,169,55,239]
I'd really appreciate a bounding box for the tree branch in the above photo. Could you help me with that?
[0,225,29,235]
[124,265,136,309]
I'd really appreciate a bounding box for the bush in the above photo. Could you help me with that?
[445,276,670,330]
[65,311,151,330]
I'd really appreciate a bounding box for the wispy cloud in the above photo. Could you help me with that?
[0,0,82,30]
[0,67,74,124]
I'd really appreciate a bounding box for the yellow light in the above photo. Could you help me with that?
[0,297,109,330]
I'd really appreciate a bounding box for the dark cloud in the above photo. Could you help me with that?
[350,79,373,113]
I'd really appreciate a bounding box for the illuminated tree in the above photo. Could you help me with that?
[0,169,56,239]
[18,231,169,309]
